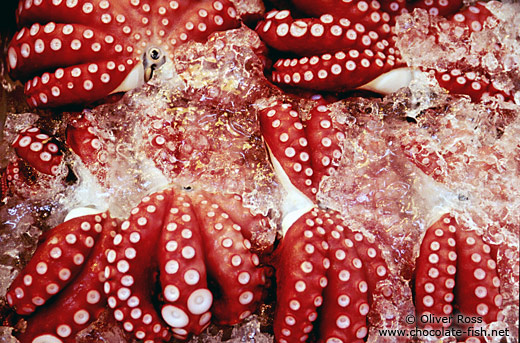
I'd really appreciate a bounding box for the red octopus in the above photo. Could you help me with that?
[257,99,509,342]
[6,188,272,342]
[255,0,515,102]
[6,0,248,108]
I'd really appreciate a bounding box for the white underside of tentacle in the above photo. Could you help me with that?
[110,64,145,94]
[267,147,314,236]
[359,67,420,94]
[64,207,104,222]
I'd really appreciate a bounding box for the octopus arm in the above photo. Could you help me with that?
[165,0,241,46]
[303,104,343,188]
[17,217,116,343]
[190,191,269,326]
[6,214,106,316]
[273,208,329,343]
[256,8,392,56]
[12,127,63,176]
[317,217,369,343]
[8,23,130,80]
[104,190,172,342]
[158,192,212,340]
[271,49,399,92]
[259,101,317,200]
[24,58,137,108]
[454,229,502,324]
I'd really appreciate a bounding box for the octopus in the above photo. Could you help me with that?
[6,0,248,108]
[1,0,518,343]
[6,188,272,342]
[255,0,515,101]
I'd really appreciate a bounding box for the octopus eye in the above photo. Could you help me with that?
[143,47,167,81]
[149,48,162,61]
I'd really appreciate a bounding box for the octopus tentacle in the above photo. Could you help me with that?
[273,208,329,343]
[378,0,408,19]
[7,23,130,79]
[12,127,63,176]
[105,190,172,342]
[304,104,344,187]
[271,49,399,91]
[165,0,241,48]
[259,101,316,201]
[24,58,138,108]
[430,69,512,103]
[415,214,458,327]
[159,192,212,339]
[317,214,369,343]
[256,9,392,56]
[199,192,272,251]
[190,191,269,325]
[17,214,116,343]
[410,0,463,16]
[445,2,494,33]
[290,0,391,18]
[3,160,38,198]
[415,214,503,340]
[454,228,502,324]
[16,0,128,28]
[66,113,105,167]
[6,214,106,316]
[401,132,446,181]
[0,168,9,202]
[350,230,393,302]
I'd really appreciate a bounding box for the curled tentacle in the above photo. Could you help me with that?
[6,214,107,316]
[15,214,116,343]
[12,127,63,176]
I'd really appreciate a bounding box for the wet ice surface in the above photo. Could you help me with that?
[1,6,520,343]
[188,316,272,343]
